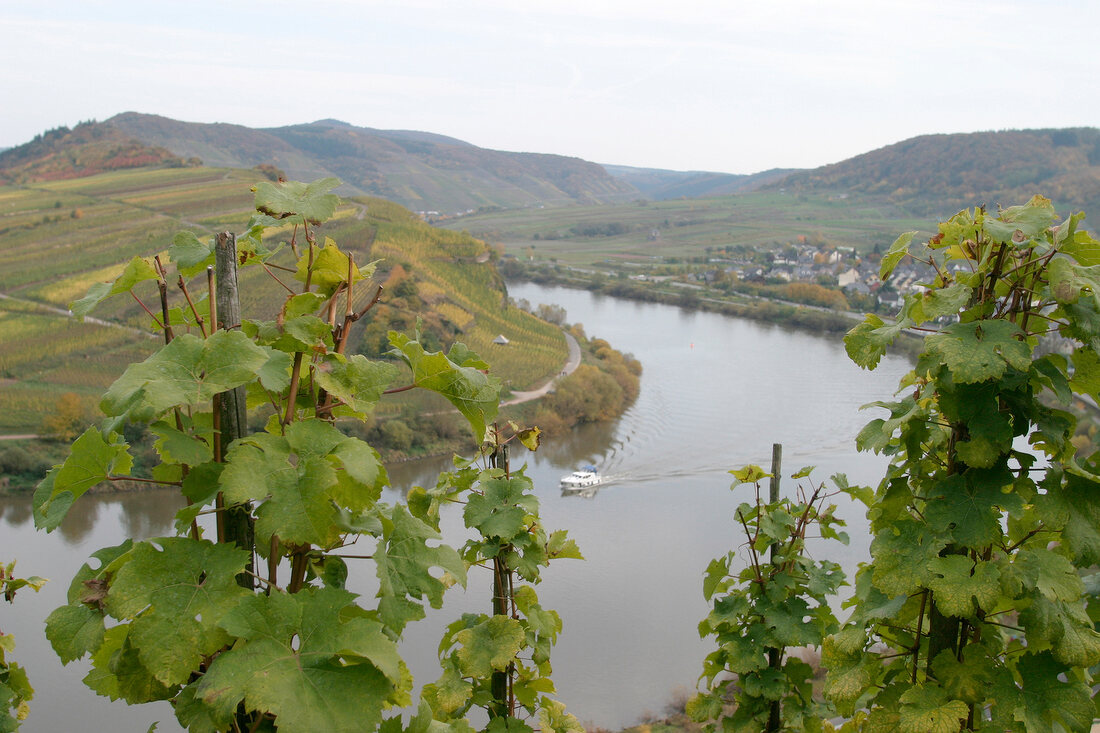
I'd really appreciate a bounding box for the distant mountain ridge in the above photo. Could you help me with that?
[4,115,1100,218]
[602,164,795,199]
[103,113,638,212]
[771,128,1100,216]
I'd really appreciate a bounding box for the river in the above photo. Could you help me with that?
[0,283,912,731]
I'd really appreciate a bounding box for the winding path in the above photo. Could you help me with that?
[0,330,583,440]
[501,331,581,406]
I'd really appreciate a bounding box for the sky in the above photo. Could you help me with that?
[3,0,1099,175]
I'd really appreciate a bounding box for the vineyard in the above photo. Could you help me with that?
[0,169,568,434]
[436,191,934,268]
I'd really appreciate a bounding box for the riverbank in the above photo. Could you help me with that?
[0,327,635,491]
[504,264,861,334]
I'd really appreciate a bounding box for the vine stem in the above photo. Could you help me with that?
[912,589,929,683]
[106,475,182,486]
[736,509,764,585]
[1004,525,1045,553]
[129,291,165,331]
[155,256,174,343]
[268,536,279,594]
[282,352,305,426]
[260,261,296,294]
[287,544,311,594]
[177,275,207,338]
[207,266,217,329]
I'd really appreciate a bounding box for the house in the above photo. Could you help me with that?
[837,268,861,288]
[492,335,510,345]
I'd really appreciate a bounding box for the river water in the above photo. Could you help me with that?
[0,283,912,731]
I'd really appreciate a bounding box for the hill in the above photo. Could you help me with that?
[102,113,639,212]
[772,128,1100,216]
[0,123,189,182]
[0,167,568,434]
[602,164,796,199]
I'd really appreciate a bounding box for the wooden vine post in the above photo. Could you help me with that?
[214,231,255,588]
[767,442,782,733]
[489,439,514,720]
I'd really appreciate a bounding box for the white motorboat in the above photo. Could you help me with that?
[560,465,600,489]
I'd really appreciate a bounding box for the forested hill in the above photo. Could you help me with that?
[772,128,1100,216]
[0,123,187,182]
[96,113,638,212]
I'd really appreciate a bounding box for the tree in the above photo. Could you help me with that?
[39,392,88,442]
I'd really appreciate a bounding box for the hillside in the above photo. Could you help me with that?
[103,113,638,212]
[603,164,796,199]
[0,167,568,434]
[773,128,1100,216]
[0,123,189,182]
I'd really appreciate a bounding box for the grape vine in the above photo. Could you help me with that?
[688,460,850,733]
[831,196,1100,731]
[0,561,45,731]
[33,178,581,733]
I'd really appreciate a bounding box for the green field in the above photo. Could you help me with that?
[0,167,568,434]
[439,191,934,267]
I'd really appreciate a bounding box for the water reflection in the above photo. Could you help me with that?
[538,421,619,468]
[560,485,599,499]
[0,488,183,544]
[0,496,32,526]
[384,419,621,500]
[56,499,101,544]
[117,488,185,538]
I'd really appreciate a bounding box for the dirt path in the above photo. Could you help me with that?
[502,331,581,406]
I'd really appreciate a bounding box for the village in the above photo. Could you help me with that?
[620,237,939,313]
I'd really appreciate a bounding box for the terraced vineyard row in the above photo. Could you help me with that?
[0,167,569,433]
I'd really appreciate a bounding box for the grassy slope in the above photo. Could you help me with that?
[439,191,934,266]
[0,167,566,433]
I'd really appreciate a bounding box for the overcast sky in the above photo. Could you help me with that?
[3,0,1098,174]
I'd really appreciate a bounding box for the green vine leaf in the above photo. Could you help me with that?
[1059,222,1100,266]
[375,504,467,635]
[70,256,159,318]
[34,428,133,531]
[150,420,212,466]
[924,556,999,617]
[924,320,1031,383]
[68,281,113,320]
[169,231,215,278]
[990,195,1058,240]
[896,684,968,733]
[879,231,916,281]
[869,517,945,596]
[253,177,341,225]
[464,475,537,543]
[44,604,105,665]
[101,331,269,424]
[105,538,251,686]
[455,616,525,678]
[909,281,972,323]
[844,314,913,370]
[220,432,341,548]
[197,587,401,733]
[315,355,399,414]
[388,332,501,442]
[294,237,367,297]
[1013,652,1094,731]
